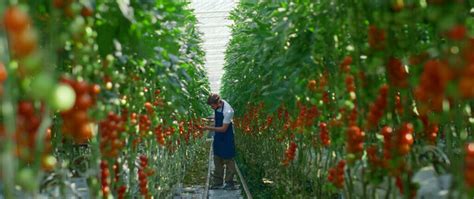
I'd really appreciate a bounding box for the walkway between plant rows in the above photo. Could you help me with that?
[173,137,250,199]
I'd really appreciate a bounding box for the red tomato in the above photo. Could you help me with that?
[81,6,93,17]
[10,30,37,57]
[447,25,466,40]
[53,0,65,8]
[0,63,7,82]
[398,144,411,155]
[74,81,90,95]
[466,143,474,156]
[307,80,317,91]
[72,110,88,124]
[76,94,92,109]
[341,56,352,66]
[18,101,35,116]
[90,84,101,95]
[3,7,30,33]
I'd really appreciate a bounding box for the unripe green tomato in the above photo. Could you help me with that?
[17,168,35,191]
[346,153,356,163]
[121,98,127,105]
[344,100,354,110]
[19,52,42,75]
[106,82,113,90]
[29,72,54,100]
[70,17,85,40]
[49,83,76,111]
[42,155,57,171]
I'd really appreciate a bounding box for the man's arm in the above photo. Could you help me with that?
[204,123,230,133]
[203,103,233,133]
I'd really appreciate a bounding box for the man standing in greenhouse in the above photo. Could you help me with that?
[203,93,237,190]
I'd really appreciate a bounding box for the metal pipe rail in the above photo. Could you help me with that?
[204,139,252,199]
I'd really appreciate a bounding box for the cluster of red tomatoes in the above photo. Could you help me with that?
[112,162,127,199]
[414,25,474,114]
[345,75,356,94]
[367,84,389,128]
[0,63,7,95]
[368,25,386,50]
[117,184,127,199]
[386,57,409,88]
[319,122,330,147]
[340,56,356,95]
[53,0,93,18]
[282,142,297,166]
[144,102,154,115]
[465,143,474,188]
[367,144,381,169]
[138,115,151,135]
[419,115,439,144]
[394,123,415,156]
[154,124,172,146]
[138,155,154,198]
[2,6,45,83]
[328,160,346,189]
[414,60,452,112]
[154,124,166,146]
[3,6,37,61]
[378,124,414,176]
[100,161,111,198]
[291,103,319,133]
[99,160,126,198]
[60,78,100,143]
[346,126,365,163]
[3,101,53,170]
[99,112,126,158]
[234,103,260,133]
[262,116,273,131]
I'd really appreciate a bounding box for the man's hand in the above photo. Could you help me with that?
[204,116,214,122]
[208,123,230,133]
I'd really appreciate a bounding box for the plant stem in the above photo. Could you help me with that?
[362,166,367,199]
[1,95,16,199]
[0,5,15,197]
[385,177,392,199]
[32,110,52,196]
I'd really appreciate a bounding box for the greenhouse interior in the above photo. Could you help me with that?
[0,0,473,198]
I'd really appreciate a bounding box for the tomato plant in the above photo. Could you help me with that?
[0,0,473,198]
[0,0,210,198]
[223,0,473,198]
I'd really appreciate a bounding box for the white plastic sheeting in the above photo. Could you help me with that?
[190,0,238,93]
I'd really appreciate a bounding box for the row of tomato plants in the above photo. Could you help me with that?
[222,0,473,198]
[0,0,211,198]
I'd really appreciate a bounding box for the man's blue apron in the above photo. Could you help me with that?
[213,103,236,159]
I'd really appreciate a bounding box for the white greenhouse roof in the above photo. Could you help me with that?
[190,0,238,93]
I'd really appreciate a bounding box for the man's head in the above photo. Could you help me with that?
[207,93,221,110]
